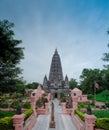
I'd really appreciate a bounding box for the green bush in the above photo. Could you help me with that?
[0,103,8,108]
[61,96,66,102]
[22,102,31,109]
[93,110,109,118]
[10,100,19,109]
[36,98,43,108]
[106,102,109,107]
[24,108,33,120]
[78,102,90,109]
[88,94,93,99]
[78,102,85,109]
[0,111,16,118]
[36,97,48,108]
[75,109,85,121]
[0,117,13,130]
[60,92,66,102]
[95,118,109,130]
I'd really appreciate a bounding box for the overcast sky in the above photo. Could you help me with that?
[0,0,109,83]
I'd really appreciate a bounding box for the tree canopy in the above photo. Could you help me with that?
[0,20,24,92]
[102,29,109,68]
[69,78,78,89]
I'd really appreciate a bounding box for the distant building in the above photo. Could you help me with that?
[43,49,69,98]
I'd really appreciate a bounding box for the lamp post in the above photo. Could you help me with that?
[16,98,22,114]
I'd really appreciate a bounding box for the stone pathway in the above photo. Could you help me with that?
[32,99,77,130]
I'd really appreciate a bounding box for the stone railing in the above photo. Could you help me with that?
[13,114,25,130]
[36,103,49,115]
[71,114,85,130]
[23,113,36,130]
[61,102,96,130]
[61,102,72,115]
[71,112,96,130]
[13,113,37,130]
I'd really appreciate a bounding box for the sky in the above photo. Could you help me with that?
[0,0,109,84]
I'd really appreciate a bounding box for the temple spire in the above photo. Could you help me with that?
[49,49,63,85]
[54,48,58,54]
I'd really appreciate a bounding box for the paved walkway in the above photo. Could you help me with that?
[32,99,77,130]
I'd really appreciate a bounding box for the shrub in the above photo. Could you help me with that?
[36,98,43,108]
[22,102,31,109]
[0,103,8,108]
[78,102,84,109]
[43,98,48,103]
[10,100,19,109]
[24,108,33,120]
[93,110,109,118]
[61,96,66,102]
[0,111,16,118]
[95,118,109,130]
[88,94,93,99]
[106,102,109,107]
[75,109,85,121]
[0,117,13,130]
[78,102,90,109]
[36,97,48,108]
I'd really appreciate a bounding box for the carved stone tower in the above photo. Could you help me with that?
[49,49,63,87]
[43,49,69,97]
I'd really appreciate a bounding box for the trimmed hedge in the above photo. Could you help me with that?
[75,109,85,121]
[0,117,13,130]
[0,111,16,118]
[22,102,31,109]
[24,108,33,120]
[93,110,109,118]
[95,118,109,130]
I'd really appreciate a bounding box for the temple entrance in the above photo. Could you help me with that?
[54,93,58,98]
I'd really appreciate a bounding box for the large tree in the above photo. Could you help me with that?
[79,68,105,94]
[69,78,78,89]
[102,29,109,68]
[101,29,109,90]
[0,20,24,92]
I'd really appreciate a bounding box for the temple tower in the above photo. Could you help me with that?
[43,49,69,97]
[49,49,63,87]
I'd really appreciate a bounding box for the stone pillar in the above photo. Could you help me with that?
[61,102,66,114]
[31,96,37,117]
[72,95,78,115]
[13,114,25,130]
[45,103,49,114]
[84,114,96,130]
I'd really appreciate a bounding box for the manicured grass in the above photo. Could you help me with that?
[96,96,109,103]
[89,90,109,103]
[92,110,109,118]
[0,111,16,118]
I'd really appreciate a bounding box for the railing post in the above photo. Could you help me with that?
[61,102,66,114]
[45,103,49,114]
[72,95,78,115]
[13,114,25,130]
[84,114,96,130]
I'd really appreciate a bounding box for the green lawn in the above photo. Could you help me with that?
[89,90,109,103]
